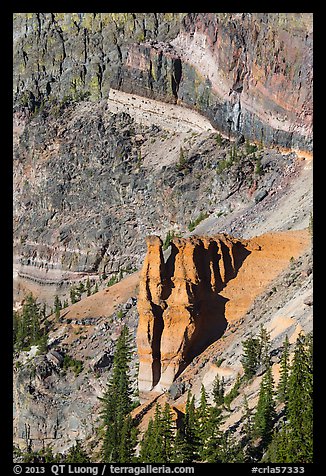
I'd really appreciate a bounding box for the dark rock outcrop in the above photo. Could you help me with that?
[13,13,312,152]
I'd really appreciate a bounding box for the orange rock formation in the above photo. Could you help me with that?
[136,230,310,395]
[136,234,250,393]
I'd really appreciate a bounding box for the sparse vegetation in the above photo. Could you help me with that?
[245,138,258,155]
[188,211,209,232]
[162,230,181,250]
[216,144,239,174]
[255,156,263,176]
[241,325,271,380]
[224,374,243,410]
[62,354,84,376]
[176,147,188,171]
[13,294,48,353]
[215,133,223,146]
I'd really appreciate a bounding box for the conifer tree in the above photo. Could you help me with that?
[54,295,62,320]
[241,334,261,379]
[151,403,165,462]
[201,405,223,462]
[218,432,245,462]
[242,395,255,462]
[178,392,200,463]
[86,277,92,296]
[212,374,224,406]
[161,403,174,462]
[286,333,313,462]
[253,364,276,445]
[264,333,313,463]
[65,440,90,463]
[99,325,135,462]
[172,427,188,463]
[258,325,271,371]
[139,419,155,462]
[70,286,77,304]
[197,385,209,460]
[263,424,292,463]
[14,294,46,352]
[277,335,290,405]
[119,415,138,463]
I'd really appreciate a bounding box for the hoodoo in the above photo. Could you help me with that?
[136,234,251,393]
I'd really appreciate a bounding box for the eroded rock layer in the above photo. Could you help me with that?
[136,234,250,392]
[13,13,312,152]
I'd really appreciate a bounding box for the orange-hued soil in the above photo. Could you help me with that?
[220,229,310,322]
[57,272,140,322]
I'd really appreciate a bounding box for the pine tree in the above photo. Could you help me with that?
[119,415,138,463]
[253,364,276,445]
[201,406,223,462]
[218,432,245,462]
[93,282,99,294]
[150,403,165,462]
[212,374,224,407]
[139,419,155,462]
[86,277,92,296]
[263,424,292,463]
[180,392,200,463]
[99,325,135,462]
[160,403,174,462]
[54,295,62,320]
[172,428,187,463]
[65,440,90,463]
[277,335,290,405]
[286,333,313,462]
[258,325,271,371]
[242,395,255,462]
[15,294,45,352]
[70,286,77,304]
[197,385,209,460]
[241,334,261,379]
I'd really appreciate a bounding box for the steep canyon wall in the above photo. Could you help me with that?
[13,13,312,151]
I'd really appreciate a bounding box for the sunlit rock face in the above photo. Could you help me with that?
[136,234,250,393]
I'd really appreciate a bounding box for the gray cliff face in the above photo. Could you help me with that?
[13,96,305,302]
[13,12,313,298]
[13,13,312,152]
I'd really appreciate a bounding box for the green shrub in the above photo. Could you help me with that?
[255,157,263,176]
[245,139,258,155]
[215,133,223,146]
[176,147,187,171]
[63,354,84,376]
[188,211,209,232]
[162,230,181,250]
[107,275,119,287]
[224,374,243,409]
